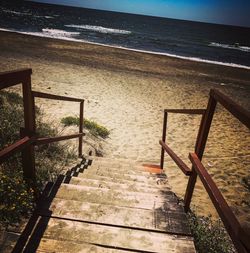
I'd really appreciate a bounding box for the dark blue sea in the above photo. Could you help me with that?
[1,0,250,69]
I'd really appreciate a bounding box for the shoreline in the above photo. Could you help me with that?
[1,28,250,71]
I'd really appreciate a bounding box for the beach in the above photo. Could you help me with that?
[0,31,250,222]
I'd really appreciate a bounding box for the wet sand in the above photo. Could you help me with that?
[0,31,249,223]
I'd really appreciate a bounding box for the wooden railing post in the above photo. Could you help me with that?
[160,111,168,169]
[79,101,84,157]
[184,93,217,211]
[21,71,36,187]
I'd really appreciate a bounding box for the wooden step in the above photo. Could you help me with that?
[69,176,171,194]
[76,172,168,190]
[37,238,132,252]
[80,169,167,186]
[85,165,156,177]
[43,198,189,235]
[53,184,177,210]
[31,218,195,253]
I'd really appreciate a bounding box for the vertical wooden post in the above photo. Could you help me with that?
[79,101,84,157]
[160,111,168,169]
[184,93,217,211]
[21,70,36,187]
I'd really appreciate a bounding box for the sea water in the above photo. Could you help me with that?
[0,0,250,69]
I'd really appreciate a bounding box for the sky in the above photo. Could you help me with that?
[32,0,250,27]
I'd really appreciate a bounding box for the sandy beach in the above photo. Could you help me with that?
[0,31,249,223]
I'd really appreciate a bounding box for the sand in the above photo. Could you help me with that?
[0,31,249,223]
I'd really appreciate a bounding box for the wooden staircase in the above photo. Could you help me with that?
[10,157,196,253]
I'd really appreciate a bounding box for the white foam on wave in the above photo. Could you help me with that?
[0,28,80,41]
[65,24,131,35]
[1,9,53,19]
[42,28,80,37]
[2,9,30,16]
[34,15,54,19]
[210,42,250,53]
[1,28,250,70]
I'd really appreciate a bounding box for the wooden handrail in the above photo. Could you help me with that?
[32,91,84,103]
[160,140,191,175]
[210,89,250,129]
[0,68,32,89]
[0,68,85,187]
[0,136,35,163]
[160,108,205,169]
[160,89,250,253]
[189,153,249,253]
[32,90,85,157]
[164,109,206,114]
[35,133,85,145]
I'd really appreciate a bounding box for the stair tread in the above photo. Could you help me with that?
[43,198,189,235]
[85,165,157,176]
[76,173,168,189]
[53,183,177,209]
[69,176,171,194]
[33,218,195,253]
[79,169,167,185]
[37,238,131,252]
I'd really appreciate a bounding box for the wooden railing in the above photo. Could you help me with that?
[160,89,250,253]
[0,68,85,189]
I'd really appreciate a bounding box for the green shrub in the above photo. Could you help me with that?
[0,91,76,226]
[84,119,110,139]
[61,116,110,139]
[0,169,34,227]
[60,116,79,127]
[188,212,236,253]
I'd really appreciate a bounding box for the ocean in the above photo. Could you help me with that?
[1,0,250,69]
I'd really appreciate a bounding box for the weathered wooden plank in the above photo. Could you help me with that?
[159,140,191,176]
[0,68,32,89]
[54,183,176,210]
[35,218,195,253]
[164,109,205,114]
[35,133,85,145]
[69,177,171,194]
[0,136,34,163]
[32,91,84,103]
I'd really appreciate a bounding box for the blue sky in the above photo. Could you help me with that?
[32,0,250,27]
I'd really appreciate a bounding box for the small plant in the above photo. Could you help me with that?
[61,116,110,139]
[188,212,236,253]
[60,116,79,127]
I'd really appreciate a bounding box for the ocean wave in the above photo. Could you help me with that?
[65,24,131,35]
[2,9,30,16]
[1,9,53,19]
[0,28,80,41]
[209,42,250,52]
[1,28,250,70]
[34,15,54,19]
[42,28,80,37]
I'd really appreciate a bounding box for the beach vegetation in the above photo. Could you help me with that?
[61,116,110,139]
[188,211,236,253]
[0,91,75,227]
